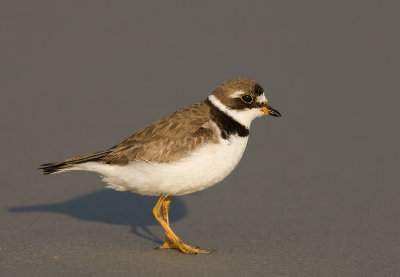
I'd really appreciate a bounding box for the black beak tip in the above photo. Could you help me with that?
[269,108,281,117]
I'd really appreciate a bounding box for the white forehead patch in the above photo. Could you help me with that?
[256,94,268,104]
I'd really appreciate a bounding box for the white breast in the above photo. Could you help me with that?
[79,135,249,196]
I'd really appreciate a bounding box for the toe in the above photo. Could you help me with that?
[179,243,211,254]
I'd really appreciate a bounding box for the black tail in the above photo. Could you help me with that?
[39,150,111,175]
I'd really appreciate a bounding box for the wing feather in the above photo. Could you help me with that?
[101,101,218,164]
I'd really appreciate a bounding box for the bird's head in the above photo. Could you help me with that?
[208,78,281,128]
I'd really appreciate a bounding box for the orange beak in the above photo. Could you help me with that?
[261,107,270,114]
[261,105,281,117]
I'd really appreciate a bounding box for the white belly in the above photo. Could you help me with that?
[79,135,248,196]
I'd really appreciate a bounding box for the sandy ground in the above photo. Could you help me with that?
[1,1,399,276]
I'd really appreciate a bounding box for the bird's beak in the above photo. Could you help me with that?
[261,105,281,117]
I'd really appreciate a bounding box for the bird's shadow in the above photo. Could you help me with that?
[8,189,187,244]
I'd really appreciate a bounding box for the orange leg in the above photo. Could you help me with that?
[158,196,174,249]
[153,195,210,254]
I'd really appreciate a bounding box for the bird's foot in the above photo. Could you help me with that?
[157,240,211,254]
[157,241,176,250]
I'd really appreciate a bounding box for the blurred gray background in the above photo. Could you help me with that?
[1,1,399,276]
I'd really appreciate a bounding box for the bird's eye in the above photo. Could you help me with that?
[240,94,253,104]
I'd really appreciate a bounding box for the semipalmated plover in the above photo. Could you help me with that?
[40,78,281,254]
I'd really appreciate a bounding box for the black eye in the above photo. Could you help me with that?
[240,94,253,104]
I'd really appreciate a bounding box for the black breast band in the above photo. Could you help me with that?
[205,98,250,139]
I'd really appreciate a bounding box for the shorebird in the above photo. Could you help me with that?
[40,78,281,254]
